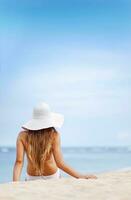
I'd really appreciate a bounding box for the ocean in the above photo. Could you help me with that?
[0,146,131,183]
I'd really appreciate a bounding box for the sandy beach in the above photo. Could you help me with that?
[0,170,130,200]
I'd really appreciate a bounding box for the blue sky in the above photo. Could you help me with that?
[0,0,131,146]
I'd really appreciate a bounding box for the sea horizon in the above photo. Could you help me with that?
[0,146,131,183]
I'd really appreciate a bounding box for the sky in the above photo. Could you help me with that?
[0,0,131,147]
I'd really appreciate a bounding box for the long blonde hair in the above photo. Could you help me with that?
[26,127,57,175]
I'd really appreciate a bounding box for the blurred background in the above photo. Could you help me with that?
[0,0,131,183]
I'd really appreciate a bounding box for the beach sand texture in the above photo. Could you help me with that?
[0,170,130,200]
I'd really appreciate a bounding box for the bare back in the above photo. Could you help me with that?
[13,129,96,181]
[19,131,58,176]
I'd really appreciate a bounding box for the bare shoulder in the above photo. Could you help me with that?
[54,130,60,140]
[52,131,61,149]
[17,130,28,141]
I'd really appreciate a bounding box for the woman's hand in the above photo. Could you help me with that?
[53,132,97,179]
[79,174,97,179]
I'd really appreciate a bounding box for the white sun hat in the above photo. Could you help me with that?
[22,102,64,130]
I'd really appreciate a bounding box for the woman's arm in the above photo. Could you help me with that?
[13,132,25,181]
[52,132,97,179]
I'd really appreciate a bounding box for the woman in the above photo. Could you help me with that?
[13,102,97,181]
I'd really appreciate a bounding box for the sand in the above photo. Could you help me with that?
[0,170,130,200]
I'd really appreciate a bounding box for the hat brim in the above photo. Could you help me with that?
[22,112,64,131]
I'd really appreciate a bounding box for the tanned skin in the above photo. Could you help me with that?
[13,131,97,181]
